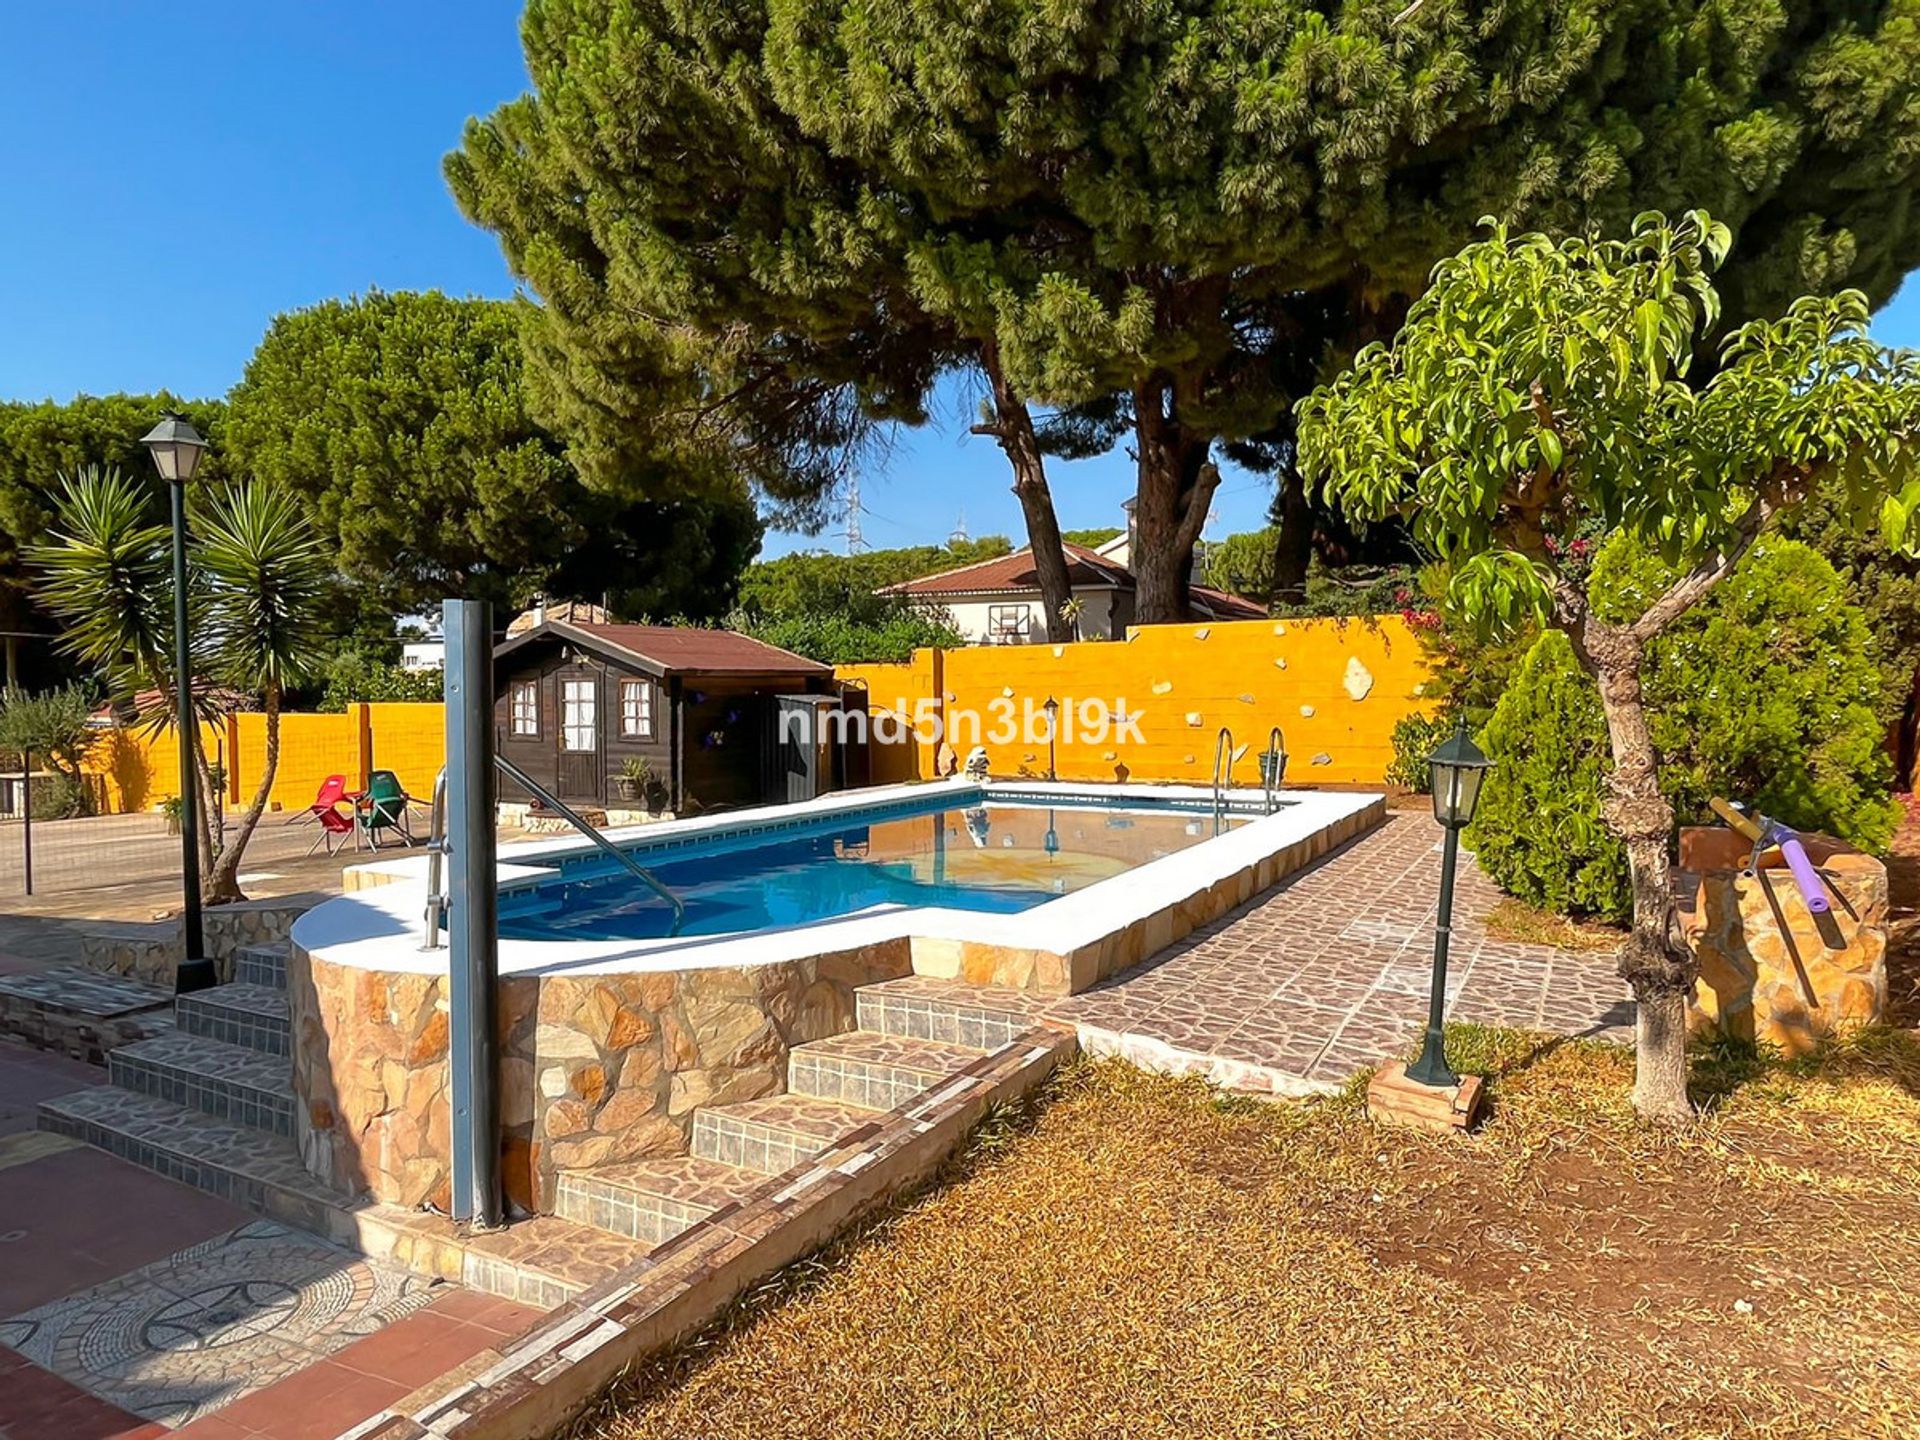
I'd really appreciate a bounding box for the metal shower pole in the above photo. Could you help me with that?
[444,599,501,1227]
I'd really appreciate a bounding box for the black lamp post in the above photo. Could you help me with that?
[1042,696,1059,782]
[140,413,216,993]
[1405,717,1492,1087]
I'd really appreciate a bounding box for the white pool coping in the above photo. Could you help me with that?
[291,780,1381,979]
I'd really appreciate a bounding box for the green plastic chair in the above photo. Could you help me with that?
[356,769,418,850]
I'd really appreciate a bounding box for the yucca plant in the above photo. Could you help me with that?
[31,466,330,903]
[194,482,330,900]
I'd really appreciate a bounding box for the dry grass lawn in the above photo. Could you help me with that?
[577,1025,1920,1440]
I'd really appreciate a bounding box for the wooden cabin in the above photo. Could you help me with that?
[490,621,837,812]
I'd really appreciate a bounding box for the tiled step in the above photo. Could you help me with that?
[232,941,289,991]
[36,1087,636,1307]
[39,1083,325,1214]
[108,1031,295,1136]
[176,981,289,1055]
[692,1094,878,1175]
[457,1214,639,1309]
[788,1030,980,1110]
[554,1156,763,1245]
[0,965,174,1063]
[855,975,1053,1051]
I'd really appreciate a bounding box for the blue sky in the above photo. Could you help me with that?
[5,3,1917,560]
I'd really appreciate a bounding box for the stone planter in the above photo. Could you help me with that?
[1678,827,1889,1054]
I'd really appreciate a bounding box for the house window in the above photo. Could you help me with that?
[620,678,654,739]
[560,678,596,752]
[509,680,538,737]
[987,604,1032,643]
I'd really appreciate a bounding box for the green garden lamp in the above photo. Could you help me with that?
[1406,718,1491,1086]
[141,412,214,992]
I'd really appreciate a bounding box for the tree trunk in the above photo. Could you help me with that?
[204,687,279,905]
[1131,379,1220,624]
[1268,462,1313,607]
[1544,601,1694,1124]
[978,352,1074,643]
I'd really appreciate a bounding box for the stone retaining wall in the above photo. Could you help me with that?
[81,900,310,986]
[908,796,1384,994]
[290,940,912,1214]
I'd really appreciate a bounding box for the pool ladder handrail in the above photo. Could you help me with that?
[1212,726,1234,825]
[1262,726,1287,815]
[422,758,686,950]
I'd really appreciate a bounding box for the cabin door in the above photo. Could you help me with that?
[556,671,601,802]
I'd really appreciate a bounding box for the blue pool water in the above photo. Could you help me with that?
[496,795,1249,942]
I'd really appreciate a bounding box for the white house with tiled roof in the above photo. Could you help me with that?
[882,538,1264,645]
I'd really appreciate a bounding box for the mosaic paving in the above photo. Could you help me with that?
[0,1219,437,1427]
[1050,810,1636,1095]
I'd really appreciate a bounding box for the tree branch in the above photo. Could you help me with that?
[1628,474,1789,643]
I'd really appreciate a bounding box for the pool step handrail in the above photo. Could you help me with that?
[1262,726,1287,814]
[493,755,687,939]
[421,758,686,950]
[422,766,449,950]
[1212,726,1234,823]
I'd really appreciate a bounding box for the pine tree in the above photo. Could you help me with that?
[449,0,1920,622]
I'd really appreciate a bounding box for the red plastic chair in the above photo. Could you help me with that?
[310,805,355,855]
[290,774,354,854]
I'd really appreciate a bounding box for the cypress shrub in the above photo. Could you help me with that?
[1466,538,1899,921]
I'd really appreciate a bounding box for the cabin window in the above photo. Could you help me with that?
[560,678,597,752]
[620,678,655,739]
[509,680,538,737]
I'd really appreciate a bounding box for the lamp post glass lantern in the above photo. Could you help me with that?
[140,413,214,992]
[1043,696,1060,782]
[1406,718,1492,1087]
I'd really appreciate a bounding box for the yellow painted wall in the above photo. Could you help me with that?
[231,710,366,813]
[836,650,943,783]
[85,721,228,813]
[836,615,1433,788]
[77,615,1427,814]
[366,703,445,802]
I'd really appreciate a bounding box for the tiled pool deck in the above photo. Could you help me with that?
[1049,810,1636,1094]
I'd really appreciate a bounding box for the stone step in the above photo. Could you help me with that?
[692,1093,878,1175]
[232,941,290,991]
[788,1029,980,1111]
[554,1156,764,1245]
[36,1087,633,1308]
[854,975,1053,1051]
[108,1031,296,1137]
[39,1083,327,1215]
[176,981,289,1055]
[0,965,174,1064]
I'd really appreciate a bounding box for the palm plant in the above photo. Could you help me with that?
[194,482,330,900]
[32,466,330,903]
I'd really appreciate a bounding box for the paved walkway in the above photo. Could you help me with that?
[0,1039,538,1439]
[1051,811,1635,1095]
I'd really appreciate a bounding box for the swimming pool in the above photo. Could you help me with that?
[497,795,1250,942]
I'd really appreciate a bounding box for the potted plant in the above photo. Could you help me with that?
[615,756,649,806]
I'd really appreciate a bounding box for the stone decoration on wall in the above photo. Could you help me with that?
[290,940,914,1215]
[1679,830,1889,1054]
